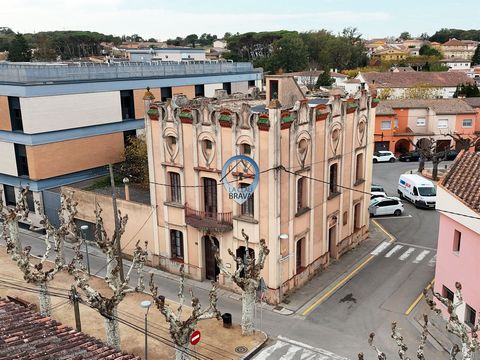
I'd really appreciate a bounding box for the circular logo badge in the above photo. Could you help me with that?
[221,155,260,204]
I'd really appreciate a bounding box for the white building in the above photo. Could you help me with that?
[123,48,206,62]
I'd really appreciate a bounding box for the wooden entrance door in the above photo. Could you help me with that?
[204,236,219,281]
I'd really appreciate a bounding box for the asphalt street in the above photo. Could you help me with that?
[301,160,450,359]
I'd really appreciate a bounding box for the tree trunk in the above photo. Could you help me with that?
[8,220,21,253]
[432,161,439,181]
[175,342,191,360]
[105,306,121,349]
[39,282,51,317]
[418,156,425,173]
[241,289,256,336]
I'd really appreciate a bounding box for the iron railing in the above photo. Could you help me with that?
[184,203,233,232]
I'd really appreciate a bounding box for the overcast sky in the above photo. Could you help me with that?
[1,0,479,40]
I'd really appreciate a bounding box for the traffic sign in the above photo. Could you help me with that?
[190,330,201,346]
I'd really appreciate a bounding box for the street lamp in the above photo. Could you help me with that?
[80,225,90,275]
[278,233,289,303]
[123,177,130,201]
[140,300,152,360]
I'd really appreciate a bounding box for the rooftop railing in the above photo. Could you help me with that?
[0,61,260,84]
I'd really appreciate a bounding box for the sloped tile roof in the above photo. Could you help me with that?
[441,152,480,214]
[361,71,473,88]
[442,38,466,46]
[0,297,140,360]
[375,99,476,115]
[462,97,480,108]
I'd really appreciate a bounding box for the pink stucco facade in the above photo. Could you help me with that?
[434,213,480,318]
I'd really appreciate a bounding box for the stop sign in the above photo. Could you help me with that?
[190,330,201,346]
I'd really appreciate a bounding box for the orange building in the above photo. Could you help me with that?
[374,99,478,154]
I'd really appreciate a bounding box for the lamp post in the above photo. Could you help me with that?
[123,177,130,201]
[80,225,91,275]
[140,300,152,360]
[278,233,289,303]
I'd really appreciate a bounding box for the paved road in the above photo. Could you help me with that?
[302,160,449,359]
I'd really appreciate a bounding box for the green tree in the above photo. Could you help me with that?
[316,70,334,87]
[419,44,441,57]
[453,83,480,98]
[8,33,32,62]
[269,34,308,73]
[185,34,199,48]
[399,32,412,40]
[419,32,430,40]
[120,135,149,189]
[472,45,480,65]
[33,33,57,61]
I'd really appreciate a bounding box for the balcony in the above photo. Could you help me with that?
[184,203,233,233]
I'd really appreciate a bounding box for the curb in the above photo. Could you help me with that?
[242,331,269,360]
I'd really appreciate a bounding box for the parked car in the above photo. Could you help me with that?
[397,174,436,208]
[444,150,458,161]
[373,151,396,163]
[369,197,404,217]
[371,184,385,193]
[399,151,421,162]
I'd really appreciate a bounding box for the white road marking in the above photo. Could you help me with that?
[385,245,403,258]
[413,250,431,263]
[396,242,436,251]
[399,247,416,261]
[428,255,437,266]
[370,241,390,256]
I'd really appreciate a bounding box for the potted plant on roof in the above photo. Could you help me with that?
[257,113,270,131]
[218,110,233,128]
[346,100,358,114]
[280,110,295,129]
[147,105,160,120]
[372,98,380,108]
[179,108,193,124]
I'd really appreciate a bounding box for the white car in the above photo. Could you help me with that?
[373,151,396,163]
[369,197,404,217]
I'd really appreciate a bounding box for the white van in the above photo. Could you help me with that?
[397,174,436,208]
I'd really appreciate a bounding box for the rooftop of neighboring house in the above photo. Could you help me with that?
[461,97,480,108]
[442,38,479,47]
[390,66,415,72]
[439,57,472,63]
[375,98,477,116]
[441,151,480,214]
[285,70,347,78]
[0,296,140,359]
[0,61,259,85]
[124,47,206,53]
[359,71,473,88]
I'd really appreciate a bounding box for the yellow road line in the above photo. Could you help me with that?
[372,219,396,243]
[302,255,375,315]
[405,279,434,315]
[301,220,398,316]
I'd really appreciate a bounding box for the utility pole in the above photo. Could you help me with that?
[109,164,125,283]
[71,286,81,332]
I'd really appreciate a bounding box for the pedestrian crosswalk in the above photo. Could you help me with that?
[254,336,348,360]
[370,241,436,266]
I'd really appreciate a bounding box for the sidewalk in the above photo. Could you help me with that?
[278,221,390,315]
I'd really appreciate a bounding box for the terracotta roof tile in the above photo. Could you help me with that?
[361,71,473,88]
[462,97,480,108]
[0,297,140,360]
[375,99,476,115]
[441,152,480,214]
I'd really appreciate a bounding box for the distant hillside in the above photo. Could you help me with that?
[430,28,480,43]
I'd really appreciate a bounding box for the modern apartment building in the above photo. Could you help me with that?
[143,75,375,303]
[0,61,262,227]
[374,99,478,153]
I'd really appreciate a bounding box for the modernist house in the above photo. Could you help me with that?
[0,61,262,227]
[143,75,375,303]
[357,71,473,99]
[374,99,478,153]
[434,151,480,327]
